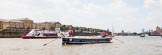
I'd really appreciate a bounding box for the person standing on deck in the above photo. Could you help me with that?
[101,32,107,37]
[69,28,74,37]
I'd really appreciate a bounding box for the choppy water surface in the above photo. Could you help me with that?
[0,36,162,55]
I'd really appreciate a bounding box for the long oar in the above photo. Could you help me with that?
[43,33,65,46]
[113,37,125,43]
[111,25,124,43]
[43,39,57,46]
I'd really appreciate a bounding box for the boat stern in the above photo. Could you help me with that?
[22,36,34,39]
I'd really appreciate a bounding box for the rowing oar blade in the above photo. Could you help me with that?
[43,44,47,46]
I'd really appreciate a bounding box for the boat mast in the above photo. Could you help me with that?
[112,25,114,37]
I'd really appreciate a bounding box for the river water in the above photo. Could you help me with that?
[0,36,162,55]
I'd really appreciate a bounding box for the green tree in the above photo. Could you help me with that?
[106,31,112,34]
[133,32,137,35]
[72,26,75,30]
[75,27,79,30]
[49,26,55,31]
[42,27,46,30]
[60,25,66,31]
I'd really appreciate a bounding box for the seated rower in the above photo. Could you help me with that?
[68,28,74,37]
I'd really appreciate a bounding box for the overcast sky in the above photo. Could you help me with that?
[0,0,162,33]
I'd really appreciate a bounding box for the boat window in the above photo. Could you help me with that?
[43,34,58,36]
[37,33,40,36]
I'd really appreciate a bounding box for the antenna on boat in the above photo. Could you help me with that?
[112,25,115,37]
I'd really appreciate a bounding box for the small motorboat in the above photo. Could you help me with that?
[22,29,61,39]
[140,34,145,37]
[62,36,112,44]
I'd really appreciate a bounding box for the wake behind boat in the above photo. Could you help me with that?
[62,36,112,44]
[22,29,61,39]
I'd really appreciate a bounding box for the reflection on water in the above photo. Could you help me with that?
[0,36,162,55]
